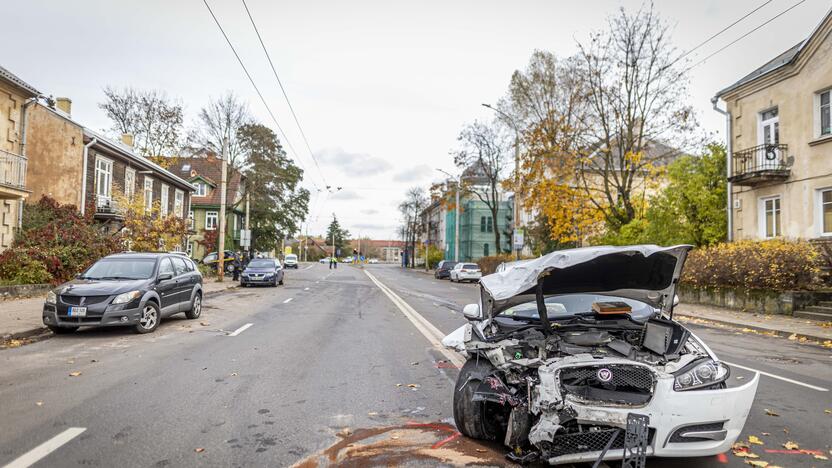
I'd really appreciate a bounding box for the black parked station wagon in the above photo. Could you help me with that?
[43,252,203,334]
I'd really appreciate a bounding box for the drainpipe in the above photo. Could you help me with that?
[712,97,733,242]
[18,96,39,228]
[81,138,98,215]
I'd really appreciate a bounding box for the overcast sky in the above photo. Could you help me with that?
[3,0,828,240]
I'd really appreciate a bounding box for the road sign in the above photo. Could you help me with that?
[512,228,524,250]
[240,229,251,247]
[284,246,293,255]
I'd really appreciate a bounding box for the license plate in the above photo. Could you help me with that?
[69,306,87,317]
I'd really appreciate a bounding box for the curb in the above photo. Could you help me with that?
[1,285,241,346]
[675,312,831,344]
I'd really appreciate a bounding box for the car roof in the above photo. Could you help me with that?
[106,252,168,260]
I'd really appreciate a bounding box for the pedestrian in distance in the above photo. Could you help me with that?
[232,254,242,281]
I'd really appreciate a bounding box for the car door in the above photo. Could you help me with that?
[170,256,192,310]
[156,257,178,314]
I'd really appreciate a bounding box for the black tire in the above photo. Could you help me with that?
[184,292,202,319]
[134,301,161,334]
[48,325,78,334]
[278,277,284,285]
[453,358,507,441]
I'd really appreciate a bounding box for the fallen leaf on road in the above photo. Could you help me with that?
[230,372,238,376]
[783,441,799,450]
[475,448,487,452]
[338,428,352,437]
[69,371,82,377]
[815,454,829,460]
[733,450,759,458]
[761,432,770,436]
[200,322,210,326]
[396,383,403,387]
[35,401,43,406]
[764,409,779,417]
[90,359,98,363]
[748,435,764,445]
[410,361,419,366]
[787,333,797,340]
[194,448,204,453]
[391,436,399,440]
[824,409,831,414]
[733,442,749,450]
[66,360,74,364]
[367,412,378,416]
[745,461,768,467]
[783,427,789,434]
[407,384,419,388]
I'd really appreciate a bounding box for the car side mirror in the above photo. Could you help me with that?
[462,303,481,320]
[158,272,173,281]
[673,294,680,307]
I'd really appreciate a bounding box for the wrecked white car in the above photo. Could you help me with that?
[442,245,759,465]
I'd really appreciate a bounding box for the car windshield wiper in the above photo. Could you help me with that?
[100,276,140,280]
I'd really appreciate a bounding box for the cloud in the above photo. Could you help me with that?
[330,189,362,200]
[350,222,395,231]
[316,147,392,176]
[360,208,379,215]
[392,164,433,182]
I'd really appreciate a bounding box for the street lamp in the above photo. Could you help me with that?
[482,103,522,260]
[437,168,461,262]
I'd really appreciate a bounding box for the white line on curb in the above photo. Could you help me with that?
[228,323,253,337]
[3,427,86,468]
[722,360,828,392]
[364,270,464,367]
[283,298,293,304]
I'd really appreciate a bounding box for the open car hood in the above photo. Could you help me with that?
[479,245,692,319]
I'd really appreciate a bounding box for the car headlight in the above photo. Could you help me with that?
[112,290,142,305]
[674,359,730,391]
[46,290,57,305]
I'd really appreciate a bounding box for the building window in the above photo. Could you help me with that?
[160,184,170,216]
[186,241,193,256]
[759,196,781,239]
[483,243,489,257]
[820,189,832,235]
[819,90,831,137]
[124,168,136,199]
[174,190,184,217]
[94,156,113,205]
[487,217,493,233]
[206,211,218,230]
[143,177,154,212]
[195,182,207,197]
[480,216,486,232]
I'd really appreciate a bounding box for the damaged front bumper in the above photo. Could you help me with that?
[530,361,759,465]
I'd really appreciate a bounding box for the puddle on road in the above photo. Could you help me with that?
[292,422,514,467]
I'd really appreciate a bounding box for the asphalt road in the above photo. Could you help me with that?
[0,263,829,467]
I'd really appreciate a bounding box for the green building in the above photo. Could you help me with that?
[444,198,512,262]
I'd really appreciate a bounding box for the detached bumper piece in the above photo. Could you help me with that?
[622,413,650,468]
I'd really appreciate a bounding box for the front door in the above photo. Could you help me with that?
[759,108,779,168]
[156,257,178,314]
[170,256,193,308]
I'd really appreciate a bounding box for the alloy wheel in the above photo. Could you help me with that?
[140,305,157,329]
[192,296,201,317]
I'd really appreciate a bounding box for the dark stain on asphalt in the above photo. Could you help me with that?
[258,408,270,414]
[112,426,131,443]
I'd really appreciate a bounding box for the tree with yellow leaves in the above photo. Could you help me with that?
[112,189,188,252]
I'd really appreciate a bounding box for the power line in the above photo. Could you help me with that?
[678,0,775,61]
[240,0,329,189]
[201,0,318,191]
[683,0,807,73]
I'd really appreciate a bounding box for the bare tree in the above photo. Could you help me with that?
[576,5,696,230]
[453,121,510,254]
[191,92,253,168]
[398,187,427,268]
[99,86,185,159]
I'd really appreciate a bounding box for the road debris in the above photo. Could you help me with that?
[194,448,205,453]
[69,371,82,377]
[782,441,799,450]
[748,435,764,445]
[764,408,780,417]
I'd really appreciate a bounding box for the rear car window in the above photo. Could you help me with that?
[463,264,479,269]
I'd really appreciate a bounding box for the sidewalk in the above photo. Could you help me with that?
[674,303,832,343]
[0,280,239,341]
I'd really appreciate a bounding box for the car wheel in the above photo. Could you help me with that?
[184,293,202,319]
[48,325,78,334]
[225,263,234,273]
[134,302,160,334]
[453,358,507,441]
[278,277,284,285]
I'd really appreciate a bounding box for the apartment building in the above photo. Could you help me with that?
[714,9,832,241]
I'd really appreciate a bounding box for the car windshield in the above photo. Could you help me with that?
[248,260,275,268]
[499,293,655,321]
[286,255,297,260]
[81,258,157,280]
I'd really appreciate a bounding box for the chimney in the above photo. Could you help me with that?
[55,97,72,116]
[121,133,134,148]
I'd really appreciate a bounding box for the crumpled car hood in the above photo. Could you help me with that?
[479,244,692,318]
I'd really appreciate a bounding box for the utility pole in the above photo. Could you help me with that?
[454,182,460,262]
[244,192,250,258]
[217,141,228,281]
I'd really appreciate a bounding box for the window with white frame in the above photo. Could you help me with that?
[759,196,781,238]
[160,184,170,216]
[124,168,136,199]
[820,189,832,235]
[186,242,193,256]
[819,89,831,137]
[94,156,113,206]
[143,177,154,212]
[174,190,184,217]
[205,211,218,230]
[195,182,207,197]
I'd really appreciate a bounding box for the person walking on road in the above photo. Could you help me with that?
[329,256,338,269]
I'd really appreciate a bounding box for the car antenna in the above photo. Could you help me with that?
[535,274,552,335]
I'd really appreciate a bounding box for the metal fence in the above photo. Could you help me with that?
[0,149,27,189]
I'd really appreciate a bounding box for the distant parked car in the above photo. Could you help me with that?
[343,256,354,263]
[283,253,298,269]
[241,258,283,287]
[201,250,238,273]
[449,262,482,283]
[368,258,379,264]
[42,252,203,334]
[319,257,331,264]
[434,260,458,280]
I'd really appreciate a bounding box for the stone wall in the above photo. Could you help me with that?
[678,284,822,316]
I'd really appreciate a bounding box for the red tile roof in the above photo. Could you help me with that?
[175,151,245,208]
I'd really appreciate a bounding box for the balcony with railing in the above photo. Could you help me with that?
[729,144,792,186]
[0,149,28,197]
[94,197,124,220]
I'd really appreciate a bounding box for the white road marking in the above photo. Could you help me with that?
[304,264,314,270]
[283,298,293,304]
[364,270,465,367]
[3,427,86,468]
[227,323,253,337]
[722,360,829,392]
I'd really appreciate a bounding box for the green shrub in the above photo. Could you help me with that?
[682,240,822,291]
[477,254,516,275]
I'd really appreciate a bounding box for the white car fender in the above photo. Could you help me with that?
[441,323,472,352]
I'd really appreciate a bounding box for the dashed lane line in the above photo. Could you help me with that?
[3,427,86,468]
[283,298,293,304]
[227,323,253,337]
[364,270,464,367]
